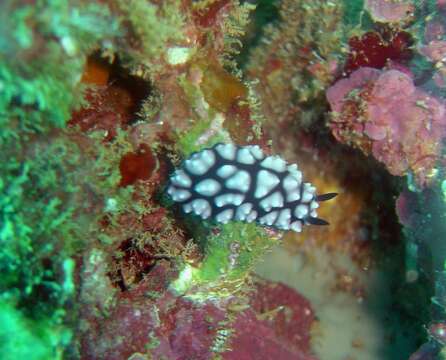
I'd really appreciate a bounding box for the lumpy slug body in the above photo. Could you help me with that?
[167,144,336,232]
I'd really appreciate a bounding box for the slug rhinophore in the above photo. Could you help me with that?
[167,144,337,232]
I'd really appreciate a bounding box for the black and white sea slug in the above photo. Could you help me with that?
[167,144,337,232]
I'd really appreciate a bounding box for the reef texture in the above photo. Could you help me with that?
[364,0,415,24]
[0,0,322,358]
[248,0,446,358]
[344,29,414,75]
[80,260,316,360]
[327,67,446,187]
[3,0,446,359]
[246,0,345,131]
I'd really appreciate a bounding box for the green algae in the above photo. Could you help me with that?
[117,0,185,61]
[115,0,187,78]
[5,0,443,358]
[171,222,278,301]
[0,300,69,360]
[342,0,364,28]
[0,134,103,357]
[0,1,120,357]
[0,1,118,146]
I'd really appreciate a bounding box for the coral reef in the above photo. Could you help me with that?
[327,67,446,187]
[3,0,316,358]
[324,0,446,357]
[364,0,415,24]
[80,262,316,359]
[246,0,345,131]
[3,0,446,359]
[344,29,414,74]
[247,0,446,358]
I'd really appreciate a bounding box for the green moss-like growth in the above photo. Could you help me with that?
[176,117,228,157]
[171,222,278,301]
[115,0,185,76]
[1,137,92,307]
[120,0,184,56]
[0,299,71,360]
[200,223,276,282]
[176,118,213,156]
[0,1,120,357]
[0,0,118,146]
[342,0,364,28]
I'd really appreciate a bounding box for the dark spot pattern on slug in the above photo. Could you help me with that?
[167,144,336,232]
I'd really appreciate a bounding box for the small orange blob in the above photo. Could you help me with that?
[81,57,110,86]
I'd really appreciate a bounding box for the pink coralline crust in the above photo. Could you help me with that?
[245,280,316,354]
[365,0,415,23]
[438,0,446,10]
[225,314,316,360]
[79,263,316,360]
[327,67,446,186]
[395,190,419,228]
[385,60,413,77]
[326,67,381,113]
[433,68,446,88]
[419,40,446,63]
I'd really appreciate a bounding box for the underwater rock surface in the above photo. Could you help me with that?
[327,67,446,187]
[80,259,316,360]
[2,0,446,359]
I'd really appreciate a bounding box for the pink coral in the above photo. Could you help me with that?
[79,262,316,360]
[438,0,446,11]
[364,0,415,23]
[419,40,446,63]
[419,18,446,88]
[327,67,446,186]
[395,190,419,228]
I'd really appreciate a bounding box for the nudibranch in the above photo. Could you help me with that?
[167,144,337,232]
